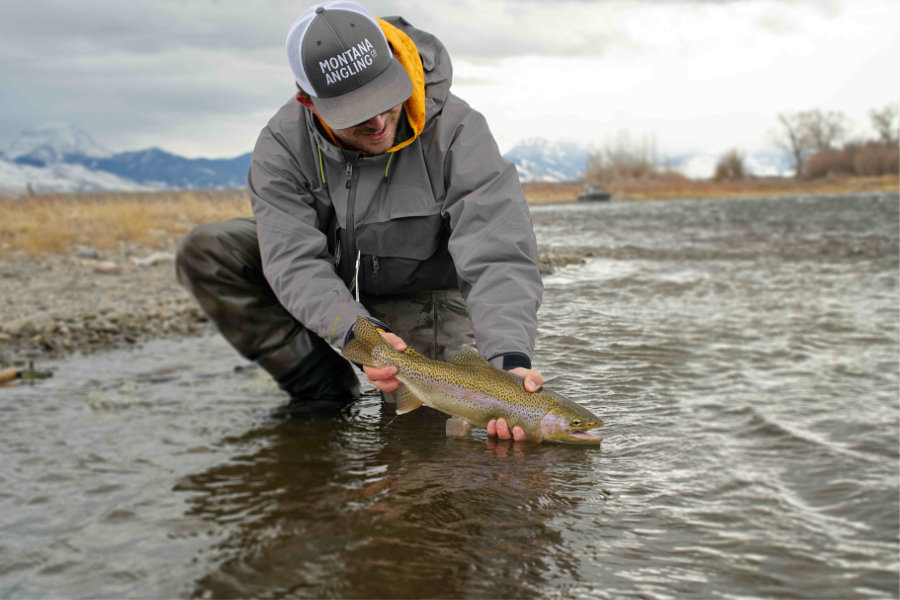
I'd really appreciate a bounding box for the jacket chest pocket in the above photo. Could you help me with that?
[355,212,445,260]
[355,187,445,260]
[352,190,453,296]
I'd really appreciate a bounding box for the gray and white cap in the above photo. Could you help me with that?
[286,1,413,129]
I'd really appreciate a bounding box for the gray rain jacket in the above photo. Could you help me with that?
[248,16,542,364]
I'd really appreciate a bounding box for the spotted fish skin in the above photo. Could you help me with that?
[342,316,603,444]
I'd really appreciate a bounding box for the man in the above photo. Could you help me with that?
[176,1,542,441]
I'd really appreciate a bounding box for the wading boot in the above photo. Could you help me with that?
[271,350,361,418]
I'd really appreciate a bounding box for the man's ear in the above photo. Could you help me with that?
[296,93,317,113]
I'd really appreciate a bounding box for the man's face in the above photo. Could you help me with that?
[329,104,403,156]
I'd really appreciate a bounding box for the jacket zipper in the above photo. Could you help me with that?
[346,161,359,252]
[345,160,360,293]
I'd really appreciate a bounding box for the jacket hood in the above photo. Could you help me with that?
[381,16,453,127]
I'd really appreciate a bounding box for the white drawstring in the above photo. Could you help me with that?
[351,250,361,301]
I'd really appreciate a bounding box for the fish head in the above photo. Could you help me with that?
[539,408,604,444]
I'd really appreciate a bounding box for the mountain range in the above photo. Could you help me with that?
[0,123,597,195]
[0,123,791,195]
[0,123,252,194]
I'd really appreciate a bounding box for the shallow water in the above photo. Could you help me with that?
[1,192,898,598]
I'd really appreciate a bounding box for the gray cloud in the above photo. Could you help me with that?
[0,0,888,157]
[0,1,289,56]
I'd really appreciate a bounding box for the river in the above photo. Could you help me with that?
[1,192,898,598]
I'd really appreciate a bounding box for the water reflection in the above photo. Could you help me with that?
[177,399,601,598]
[2,193,897,599]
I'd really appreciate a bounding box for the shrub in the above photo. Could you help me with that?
[713,148,747,181]
[804,142,899,178]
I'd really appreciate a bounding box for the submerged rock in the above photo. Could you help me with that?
[537,250,585,275]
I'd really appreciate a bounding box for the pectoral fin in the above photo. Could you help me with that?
[395,385,424,414]
[445,417,472,438]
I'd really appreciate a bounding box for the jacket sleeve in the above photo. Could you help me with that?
[248,122,367,348]
[439,98,543,364]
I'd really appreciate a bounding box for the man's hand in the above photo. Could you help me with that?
[487,418,526,441]
[509,367,543,393]
[487,367,543,442]
[363,331,407,393]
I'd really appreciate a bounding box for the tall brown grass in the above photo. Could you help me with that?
[3,177,897,259]
[520,181,584,204]
[606,174,898,200]
[524,174,898,202]
[0,189,251,258]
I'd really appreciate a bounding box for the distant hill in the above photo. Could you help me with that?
[0,123,792,195]
[5,122,113,165]
[1,123,598,194]
[0,123,252,194]
[70,148,252,189]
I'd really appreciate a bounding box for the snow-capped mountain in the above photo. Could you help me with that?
[0,122,794,195]
[5,122,113,166]
[504,138,592,182]
[72,148,252,189]
[0,124,589,194]
[0,158,157,194]
[0,123,251,194]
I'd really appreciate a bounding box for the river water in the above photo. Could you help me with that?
[1,192,898,599]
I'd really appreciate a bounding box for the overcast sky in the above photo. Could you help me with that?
[1,0,897,161]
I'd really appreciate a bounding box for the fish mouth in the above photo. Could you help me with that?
[565,428,604,443]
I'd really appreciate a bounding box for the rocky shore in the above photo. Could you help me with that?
[0,244,582,367]
[0,244,210,367]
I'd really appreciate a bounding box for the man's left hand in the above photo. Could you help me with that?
[487,367,543,442]
[509,367,542,392]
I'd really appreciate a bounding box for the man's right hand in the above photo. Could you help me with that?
[363,330,407,393]
[487,418,527,441]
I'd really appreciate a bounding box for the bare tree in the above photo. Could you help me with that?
[868,102,899,146]
[771,109,849,178]
[772,111,811,179]
[799,109,849,151]
[585,131,659,185]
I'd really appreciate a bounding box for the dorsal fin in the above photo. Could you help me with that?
[449,345,491,368]
[352,315,384,348]
[341,338,374,367]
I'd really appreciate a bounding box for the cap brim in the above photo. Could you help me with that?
[311,59,413,130]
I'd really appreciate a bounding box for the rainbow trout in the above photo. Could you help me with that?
[342,317,603,443]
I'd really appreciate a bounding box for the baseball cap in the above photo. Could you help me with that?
[286,1,413,129]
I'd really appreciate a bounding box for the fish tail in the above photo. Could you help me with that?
[341,316,382,367]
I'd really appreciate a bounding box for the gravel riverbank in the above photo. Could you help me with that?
[0,244,581,367]
[0,244,209,367]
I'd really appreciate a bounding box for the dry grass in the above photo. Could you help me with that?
[520,181,585,204]
[0,189,251,258]
[523,175,898,203]
[2,175,896,258]
[611,174,898,200]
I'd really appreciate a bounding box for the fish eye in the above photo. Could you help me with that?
[571,419,582,427]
